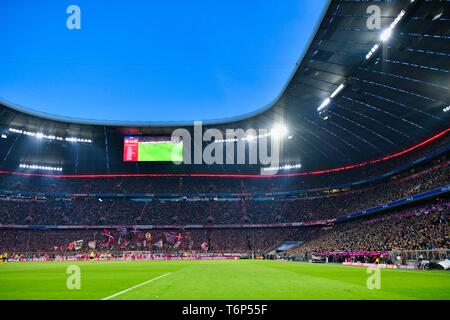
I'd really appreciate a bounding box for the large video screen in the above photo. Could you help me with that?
[123,136,183,162]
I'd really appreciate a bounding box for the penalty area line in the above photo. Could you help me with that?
[101,272,171,300]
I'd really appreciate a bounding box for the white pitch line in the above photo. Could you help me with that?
[101,272,171,300]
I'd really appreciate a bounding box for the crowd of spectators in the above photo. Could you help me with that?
[0,134,448,256]
[287,200,450,255]
[0,159,448,226]
[0,227,298,255]
[1,199,448,256]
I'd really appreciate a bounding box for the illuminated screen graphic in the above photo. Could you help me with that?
[123,136,183,162]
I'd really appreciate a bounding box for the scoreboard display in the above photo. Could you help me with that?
[123,136,183,162]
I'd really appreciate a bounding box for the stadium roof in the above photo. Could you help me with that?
[0,0,449,174]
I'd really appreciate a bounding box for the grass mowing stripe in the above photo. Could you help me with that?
[101,272,171,300]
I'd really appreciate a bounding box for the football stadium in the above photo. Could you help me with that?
[0,0,449,307]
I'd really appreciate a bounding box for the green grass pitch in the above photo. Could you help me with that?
[0,260,449,300]
[138,142,183,162]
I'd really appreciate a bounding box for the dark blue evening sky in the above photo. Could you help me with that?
[0,0,328,123]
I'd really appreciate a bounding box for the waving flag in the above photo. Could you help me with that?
[200,241,209,251]
[173,240,182,249]
[165,232,183,245]
[88,241,97,249]
[135,232,145,243]
[154,239,163,249]
[119,240,130,250]
[103,229,116,246]
[67,240,83,251]
[74,240,83,250]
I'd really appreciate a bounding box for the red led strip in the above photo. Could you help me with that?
[0,127,449,179]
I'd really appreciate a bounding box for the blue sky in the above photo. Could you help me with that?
[0,0,328,123]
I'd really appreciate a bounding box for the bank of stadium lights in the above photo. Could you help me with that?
[365,44,380,60]
[443,106,450,113]
[214,127,288,143]
[65,137,93,143]
[9,128,62,140]
[270,126,288,139]
[262,163,302,172]
[8,128,92,143]
[317,83,346,115]
[215,132,269,143]
[317,98,330,112]
[19,164,63,172]
[330,83,345,99]
[319,9,407,116]
[365,10,406,60]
